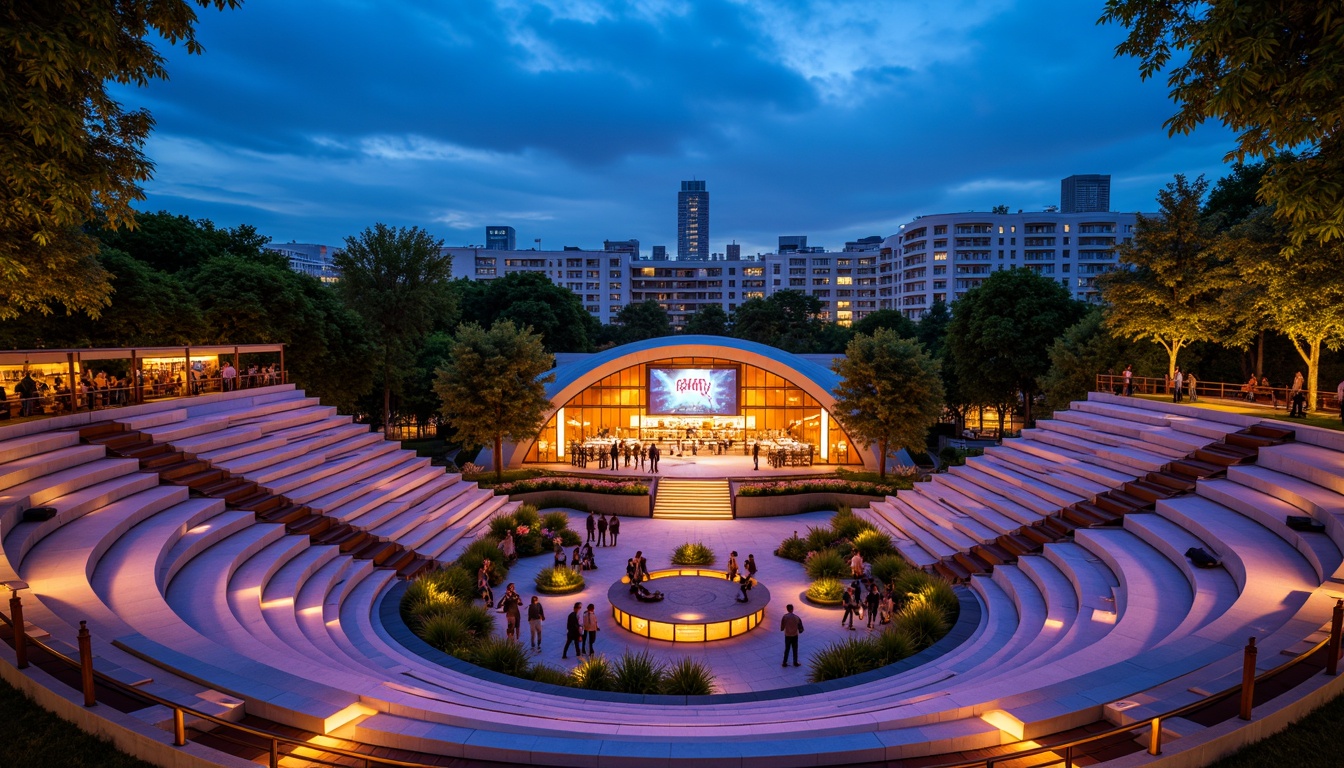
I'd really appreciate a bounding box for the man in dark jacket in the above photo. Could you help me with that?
[562,602,583,658]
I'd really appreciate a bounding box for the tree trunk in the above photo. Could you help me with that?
[1255,330,1265,378]
[382,364,392,439]
[878,438,887,480]
[1307,339,1321,414]
[495,434,504,483]
[1021,384,1034,428]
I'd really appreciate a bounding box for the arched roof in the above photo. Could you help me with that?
[501,335,873,469]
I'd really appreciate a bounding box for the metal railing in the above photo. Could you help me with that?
[0,344,287,423]
[1097,374,1342,414]
[3,594,1341,768]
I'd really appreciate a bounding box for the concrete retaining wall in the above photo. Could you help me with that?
[508,490,652,517]
[734,492,884,518]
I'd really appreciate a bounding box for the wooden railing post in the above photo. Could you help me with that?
[78,621,96,707]
[1149,716,1162,755]
[270,737,280,768]
[174,706,186,746]
[1240,637,1257,721]
[1328,599,1343,677]
[9,590,27,669]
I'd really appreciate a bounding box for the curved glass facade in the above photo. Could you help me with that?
[524,356,860,464]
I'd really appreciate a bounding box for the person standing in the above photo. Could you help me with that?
[727,551,739,581]
[608,515,620,547]
[221,359,237,392]
[15,372,37,417]
[597,514,608,547]
[501,531,517,565]
[649,444,660,474]
[744,554,757,584]
[752,441,760,470]
[736,572,752,602]
[1290,371,1305,417]
[500,584,523,642]
[553,538,567,569]
[563,602,583,658]
[585,512,596,543]
[849,549,865,579]
[609,440,620,472]
[780,604,803,667]
[1122,364,1133,396]
[582,603,599,655]
[477,560,494,608]
[527,596,546,649]
[1186,372,1198,403]
[639,444,646,471]
[1337,378,1344,424]
[841,586,857,630]
[864,584,881,629]
[1172,367,1184,403]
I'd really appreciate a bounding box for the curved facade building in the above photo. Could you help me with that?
[502,335,875,469]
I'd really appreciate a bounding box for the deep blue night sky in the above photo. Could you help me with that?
[120,0,1236,255]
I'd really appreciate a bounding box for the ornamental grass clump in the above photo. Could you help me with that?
[570,654,615,690]
[805,577,845,605]
[895,599,950,650]
[774,533,808,562]
[661,657,716,695]
[869,554,910,586]
[852,528,897,560]
[807,637,880,683]
[469,637,532,677]
[804,524,841,553]
[611,651,667,694]
[534,566,585,594]
[804,549,847,580]
[830,506,874,540]
[670,541,715,565]
[420,613,475,656]
[528,663,573,687]
[458,539,507,586]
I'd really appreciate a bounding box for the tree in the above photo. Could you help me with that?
[457,272,592,352]
[611,300,672,344]
[333,224,454,436]
[1221,209,1344,412]
[435,320,555,481]
[1098,175,1237,378]
[948,268,1085,428]
[730,290,825,352]
[0,1,242,319]
[96,210,275,273]
[916,301,951,358]
[682,304,729,336]
[1038,308,1164,414]
[991,204,1011,215]
[851,309,917,340]
[1101,1,1344,244]
[831,329,944,479]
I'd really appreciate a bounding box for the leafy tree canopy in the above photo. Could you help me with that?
[916,300,951,358]
[435,320,555,481]
[851,309,917,340]
[1038,308,1165,414]
[831,329,944,479]
[610,300,672,345]
[1102,0,1344,244]
[0,0,242,318]
[947,267,1085,426]
[97,210,275,273]
[730,290,849,353]
[457,271,592,352]
[681,304,729,336]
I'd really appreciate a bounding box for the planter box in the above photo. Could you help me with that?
[507,490,652,518]
[734,492,885,518]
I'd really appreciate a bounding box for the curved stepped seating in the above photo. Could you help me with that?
[7,392,1344,768]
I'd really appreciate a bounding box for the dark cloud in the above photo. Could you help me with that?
[119,0,1238,254]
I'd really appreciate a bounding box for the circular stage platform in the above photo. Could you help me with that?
[608,568,770,642]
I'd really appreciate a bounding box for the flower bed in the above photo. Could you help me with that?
[738,477,908,497]
[494,477,649,496]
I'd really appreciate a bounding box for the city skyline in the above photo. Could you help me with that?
[121,1,1238,257]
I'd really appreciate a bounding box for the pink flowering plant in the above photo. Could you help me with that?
[738,477,906,497]
[494,477,649,496]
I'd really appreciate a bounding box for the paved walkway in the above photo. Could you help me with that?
[493,509,873,694]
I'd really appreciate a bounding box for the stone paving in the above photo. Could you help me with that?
[489,509,874,694]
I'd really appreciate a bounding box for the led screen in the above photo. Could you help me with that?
[647,368,740,416]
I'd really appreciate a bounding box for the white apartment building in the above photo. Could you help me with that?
[299,210,1145,329]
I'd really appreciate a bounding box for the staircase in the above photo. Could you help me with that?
[651,479,734,520]
[931,423,1295,582]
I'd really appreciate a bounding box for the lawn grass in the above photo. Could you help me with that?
[1130,393,1344,433]
[1207,686,1344,768]
[0,676,155,768]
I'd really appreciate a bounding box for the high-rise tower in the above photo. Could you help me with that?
[677,180,709,260]
[1060,175,1111,213]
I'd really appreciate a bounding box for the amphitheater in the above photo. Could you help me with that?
[2,381,1343,768]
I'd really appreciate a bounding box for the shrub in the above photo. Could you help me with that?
[774,533,808,562]
[559,528,583,547]
[454,602,497,640]
[805,577,845,605]
[495,477,649,496]
[458,539,508,586]
[804,524,840,553]
[807,637,880,683]
[661,657,716,695]
[869,554,909,586]
[420,613,474,655]
[571,654,615,691]
[873,627,919,666]
[804,549,847,580]
[831,507,874,540]
[534,566,586,594]
[425,566,477,600]
[890,570,935,609]
[514,503,542,529]
[852,529,897,560]
[529,663,573,687]
[737,477,911,496]
[915,578,959,617]
[469,637,532,677]
[515,531,547,557]
[894,599,950,650]
[487,513,517,541]
[541,511,571,532]
[611,651,666,694]
[670,541,715,565]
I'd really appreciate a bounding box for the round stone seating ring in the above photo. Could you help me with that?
[608,568,770,642]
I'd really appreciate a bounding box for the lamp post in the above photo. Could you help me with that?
[4,581,29,669]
